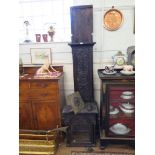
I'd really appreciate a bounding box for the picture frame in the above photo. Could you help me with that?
[66,92,85,114]
[30,48,52,64]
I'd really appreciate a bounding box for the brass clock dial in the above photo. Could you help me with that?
[116,57,125,66]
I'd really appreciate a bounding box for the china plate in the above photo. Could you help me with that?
[102,70,117,75]
[109,123,131,135]
[120,70,135,75]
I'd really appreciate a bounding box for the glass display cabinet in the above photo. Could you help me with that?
[98,69,135,149]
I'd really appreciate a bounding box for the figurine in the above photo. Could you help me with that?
[23,20,31,43]
[36,63,58,75]
[48,26,55,42]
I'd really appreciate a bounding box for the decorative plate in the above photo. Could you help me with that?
[104,7,123,31]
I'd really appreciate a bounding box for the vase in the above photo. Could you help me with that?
[35,34,41,42]
[42,34,48,42]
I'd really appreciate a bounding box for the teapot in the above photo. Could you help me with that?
[105,65,114,73]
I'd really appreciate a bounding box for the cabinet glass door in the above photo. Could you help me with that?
[106,85,135,137]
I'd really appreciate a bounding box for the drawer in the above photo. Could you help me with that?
[29,89,57,101]
[20,89,57,101]
[19,81,30,89]
[30,81,58,90]
[19,90,29,100]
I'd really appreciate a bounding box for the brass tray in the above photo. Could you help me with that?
[103,7,123,31]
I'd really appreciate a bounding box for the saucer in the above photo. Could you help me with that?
[120,70,135,75]
[102,70,117,75]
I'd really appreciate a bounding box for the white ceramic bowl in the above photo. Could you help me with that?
[121,102,134,109]
[109,123,131,135]
[119,105,134,114]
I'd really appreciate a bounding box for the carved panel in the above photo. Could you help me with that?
[70,5,93,43]
[69,43,95,102]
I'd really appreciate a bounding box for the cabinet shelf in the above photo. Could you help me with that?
[109,99,135,102]
[109,114,135,119]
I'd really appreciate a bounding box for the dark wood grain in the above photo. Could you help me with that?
[70,5,93,43]
[69,43,95,102]
[69,5,96,102]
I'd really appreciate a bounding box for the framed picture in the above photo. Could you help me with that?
[30,48,52,64]
[66,92,85,114]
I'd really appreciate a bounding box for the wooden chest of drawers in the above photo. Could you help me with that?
[19,67,65,130]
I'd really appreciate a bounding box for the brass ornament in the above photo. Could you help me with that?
[104,6,123,31]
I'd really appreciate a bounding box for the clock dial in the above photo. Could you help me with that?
[116,57,125,66]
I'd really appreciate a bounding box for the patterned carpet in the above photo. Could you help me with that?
[71,152,134,155]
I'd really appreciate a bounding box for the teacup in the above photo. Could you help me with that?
[123,65,133,72]
[105,65,114,73]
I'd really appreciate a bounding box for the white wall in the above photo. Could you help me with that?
[19,0,135,107]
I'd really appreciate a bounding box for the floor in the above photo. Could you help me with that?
[56,141,135,155]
